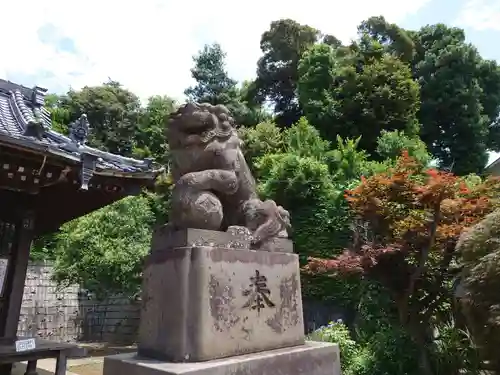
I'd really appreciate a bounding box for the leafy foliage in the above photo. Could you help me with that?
[298,39,421,155]
[44,94,71,134]
[412,25,493,174]
[185,43,269,126]
[306,152,500,374]
[257,118,353,260]
[376,129,431,167]
[308,321,359,373]
[309,320,420,375]
[185,43,237,105]
[59,80,142,156]
[431,317,482,375]
[134,95,177,162]
[249,19,321,126]
[237,122,284,175]
[52,196,155,299]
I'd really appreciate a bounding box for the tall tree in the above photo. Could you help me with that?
[298,39,420,155]
[357,16,415,63]
[185,43,268,126]
[358,17,500,174]
[411,24,495,174]
[185,43,237,105]
[60,80,142,156]
[249,19,321,127]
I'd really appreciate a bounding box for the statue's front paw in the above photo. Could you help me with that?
[218,170,238,194]
[172,190,223,230]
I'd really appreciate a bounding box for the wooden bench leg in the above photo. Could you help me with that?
[25,360,38,375]
[55,352,67,375]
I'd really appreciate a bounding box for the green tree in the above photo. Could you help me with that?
[298,40,420,155]
[185,43,237,105]
[411,24,495,174]
[44,94,71,135]
[256,118,353,260]
[376,130,431,166]
[52,195,155,299]
[185,43,267,126]
[361,18,500,174]
[60,80,142,156]
[249,19,321,127]
[135,95,177,163]
[237,121,284,176]
[283,117,330,160]
[233,80,272,126]
[357,16,415,63]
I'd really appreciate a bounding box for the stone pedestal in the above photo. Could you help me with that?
[138,241,304,361]
[103,228,340,375]
[104,341,341,375]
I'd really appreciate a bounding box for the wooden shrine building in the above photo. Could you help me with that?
[0,79,162,374]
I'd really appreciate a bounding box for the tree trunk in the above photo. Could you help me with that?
[411,323,434,375]
[396,298,435,375]
[418,341,434,375]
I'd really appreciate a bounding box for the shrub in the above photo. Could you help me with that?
[308,320,360,374]
[456,209,500,372]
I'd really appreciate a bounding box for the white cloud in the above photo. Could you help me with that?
[456,0,500,30]
[0,0,431,102]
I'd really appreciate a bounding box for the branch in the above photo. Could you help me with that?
[401,204,440,321]
[421,243,456,320]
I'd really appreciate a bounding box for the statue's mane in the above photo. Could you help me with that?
[167,102,239,149]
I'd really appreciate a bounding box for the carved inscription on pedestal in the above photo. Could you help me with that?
[242,270,275,314]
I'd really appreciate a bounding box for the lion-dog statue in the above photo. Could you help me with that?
[166,102,291,250]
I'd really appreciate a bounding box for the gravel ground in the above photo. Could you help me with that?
[69,362,104,375]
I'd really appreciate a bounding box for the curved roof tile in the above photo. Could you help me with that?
[0,79,163,179]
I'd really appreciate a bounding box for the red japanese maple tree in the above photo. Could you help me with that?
[305,151,500,375]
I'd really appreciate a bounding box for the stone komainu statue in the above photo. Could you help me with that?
[167,102,290,249]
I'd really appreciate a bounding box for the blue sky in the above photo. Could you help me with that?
[0,0,498,164]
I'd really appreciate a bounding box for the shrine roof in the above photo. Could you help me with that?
[0,79,163,181]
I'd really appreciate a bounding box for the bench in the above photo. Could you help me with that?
[0,338,86,375]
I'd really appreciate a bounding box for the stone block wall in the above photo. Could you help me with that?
[17,262,140,344]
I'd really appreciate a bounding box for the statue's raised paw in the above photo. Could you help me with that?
[171,189,223,231]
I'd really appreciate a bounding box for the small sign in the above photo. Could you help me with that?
[15,338,36,352]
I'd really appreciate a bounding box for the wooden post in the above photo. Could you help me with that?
[0,211,35,375]
[4,211,35,337]
[55,351,67,375]
[24,360,38,375]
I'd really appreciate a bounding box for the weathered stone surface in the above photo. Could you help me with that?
[138,246,304,362]
[150,227,293,253]
[104,341,341,375]
[166,103,291,251]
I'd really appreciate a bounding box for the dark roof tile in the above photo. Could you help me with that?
[0,79,162,179]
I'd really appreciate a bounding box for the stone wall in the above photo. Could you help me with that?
[17,262,347,343]
[18,262,140,344]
